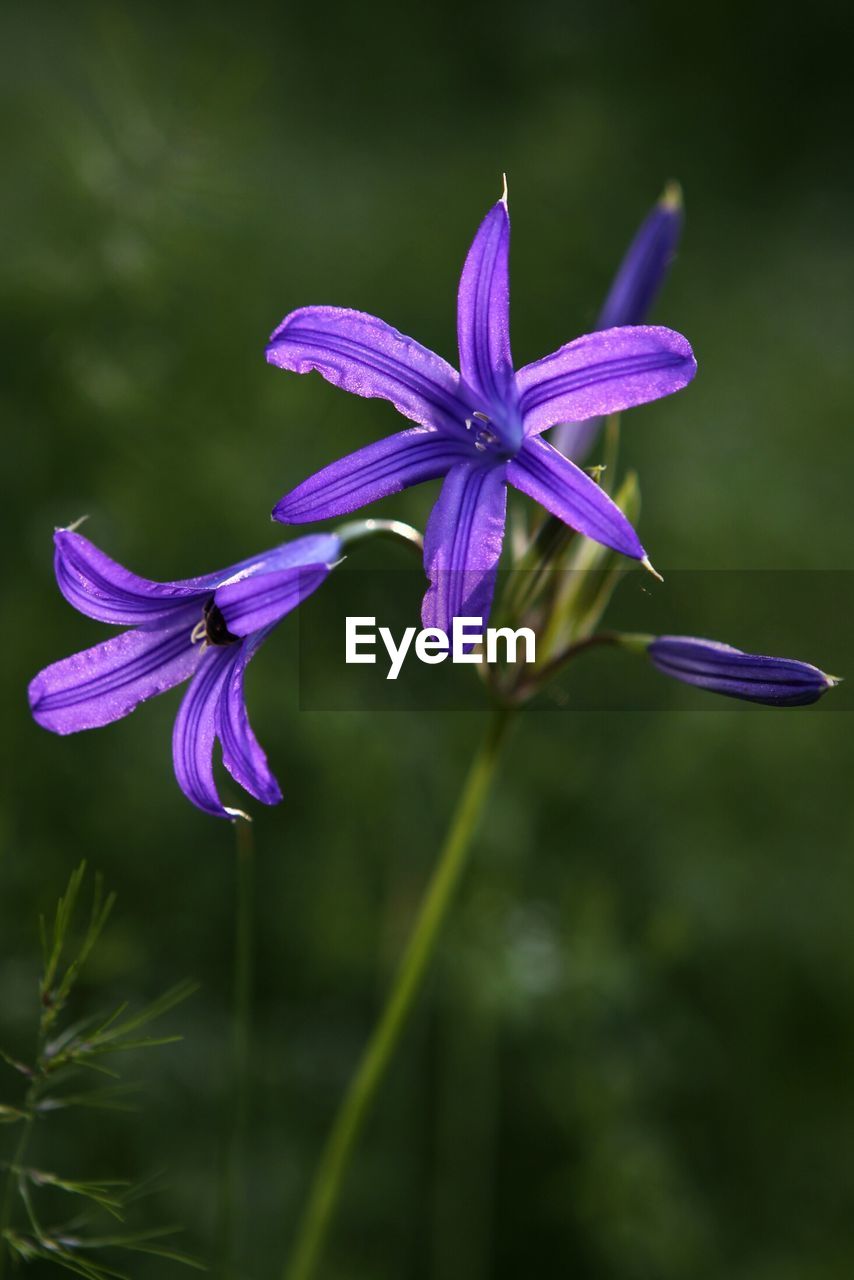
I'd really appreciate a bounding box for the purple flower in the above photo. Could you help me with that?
[648,636,838,707]
[29,528,341,817]
[554,184,684,462]
[267,183,696,632]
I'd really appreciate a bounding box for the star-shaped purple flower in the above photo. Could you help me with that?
[266,183,697,631]
[28,528,341,818]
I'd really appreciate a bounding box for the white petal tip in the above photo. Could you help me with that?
[824,672,842,689]
[226,807,253,823]
[500,173,508,207]
[641,556,664,584]
[660,180,683,211]
[59,514,91,534]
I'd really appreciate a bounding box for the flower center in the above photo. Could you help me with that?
[190,597,239,647]
[464,411,503,455]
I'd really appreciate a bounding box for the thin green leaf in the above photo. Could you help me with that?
[25,1169,129,1218]
[11,1234,131,1280]
[0,1046,33,1077]
[70,1225,206,1269]
[36,1085,139,1115]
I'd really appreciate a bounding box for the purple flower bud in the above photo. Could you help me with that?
[597,182,683,331]
[555,184,684,462]
[648,636,838,707]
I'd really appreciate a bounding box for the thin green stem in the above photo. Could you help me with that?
[283,705,514,1280]
[0,1109,34,1277]
[335,517,424,556]
[601,413,621,496]
[218,819,255,1278]
[510,631,621,702]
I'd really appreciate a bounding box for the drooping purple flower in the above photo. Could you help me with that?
[554,184,684,462]
[648,635,838,707]
[28,528,341,817]
[266,182,696,633]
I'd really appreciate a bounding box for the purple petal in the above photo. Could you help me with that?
[172,646,238,818]
[215,534,341,597]
[174,632,287,818]
[29,610,200,734]
[51,529,302,627]
[215,564,331,637]
[273,429,470,524]
[648,636,837,707]
[517,325,696,437]
[217,628,282,806]
[266,306,464,436]
[54,530,219,626]
[422,460,507,632]
[507,436,644,560]
[54,529,344,628]
[457,196,514,407]
[598,187,683,331]
[248,534,343,574]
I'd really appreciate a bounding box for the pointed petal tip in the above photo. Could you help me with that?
[57,515,90,536]
[824,671,843,689]
[641,555,664,583]
[226,807,253,823]
[500,172,508,207]
[660,180,683,212]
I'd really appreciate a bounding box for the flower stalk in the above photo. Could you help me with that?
[284,705,514,1280]
[334,517,424,555]
[218,818,255,1278]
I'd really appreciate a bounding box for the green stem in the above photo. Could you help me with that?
[218,819,255,1278]
[0,1111,32,1274]
[601,413,621,496]
[335,517,424,555]
[284,705,514,1280]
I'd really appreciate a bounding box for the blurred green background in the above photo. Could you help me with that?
[3,0,854,1275]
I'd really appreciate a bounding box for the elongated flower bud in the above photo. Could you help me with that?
[597,182,683,331]
[555,184,684,461]
[647,635,838,707]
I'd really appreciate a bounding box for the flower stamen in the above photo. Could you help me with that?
[464,412,500,453]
